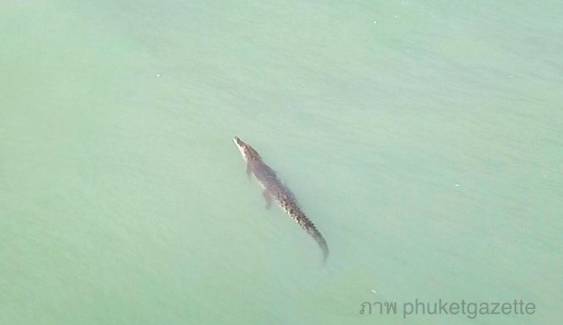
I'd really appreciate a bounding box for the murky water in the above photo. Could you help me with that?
[1,1,562,324]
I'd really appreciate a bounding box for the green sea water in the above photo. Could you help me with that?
[1,1,562,324]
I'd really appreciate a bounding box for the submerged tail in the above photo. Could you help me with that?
[310,225,329,264]
[277,194,329,263]
[294,211,330,264]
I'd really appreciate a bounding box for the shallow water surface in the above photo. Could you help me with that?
[1,1,562,324]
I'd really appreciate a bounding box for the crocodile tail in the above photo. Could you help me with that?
[297,215,329,264]
[310,225,329,264]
